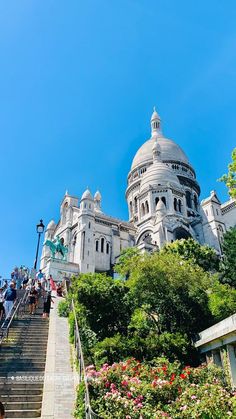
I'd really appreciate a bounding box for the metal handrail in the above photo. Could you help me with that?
[0,288,30,345]
[0,298,22,345]
[71,299,100,418]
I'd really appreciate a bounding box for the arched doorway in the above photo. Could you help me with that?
[173,227,191,240]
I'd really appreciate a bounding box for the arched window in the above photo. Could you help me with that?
[134,197,138,213]
[62,202,68,223]
[106,243,109,254]
[141,203,145,216]
[174,198,178,211]
[155,197,159,206]
[101,238,104,253]
[186,191,192,208]
[88,222,91,229]
[145,201,149,213]
[72,234,77,246]
[95,240,99,252]
[161,197,166,207]
[178,199,182,213]
[84,203,87,209]
[129,201,133,216]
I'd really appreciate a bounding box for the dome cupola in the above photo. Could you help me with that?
[81,188,93,201]
[151,107,162,137]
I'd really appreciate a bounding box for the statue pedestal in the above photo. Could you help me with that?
[41,257,79,282]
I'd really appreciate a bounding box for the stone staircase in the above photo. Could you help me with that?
[0,311,49,418]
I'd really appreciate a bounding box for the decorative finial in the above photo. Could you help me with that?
[65,189,68,196]
[153,106,156,112]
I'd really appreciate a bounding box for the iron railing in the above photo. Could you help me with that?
[0,288,30,345]
[71,299,99,418]
[63,278,99,418]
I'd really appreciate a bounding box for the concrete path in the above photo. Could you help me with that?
[41,296,78,419]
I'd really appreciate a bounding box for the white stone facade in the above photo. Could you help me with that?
[40,109,236,279]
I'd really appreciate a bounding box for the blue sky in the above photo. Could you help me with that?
[0,1,236,277]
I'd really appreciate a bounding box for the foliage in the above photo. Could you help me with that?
[114,246,141,278]
[68,311,75,344]
[208,277,236,322]
[74,358,235,419]
[57,299,70,317]
[127,252,213,336]
[219,148,236,198]
[162,238,219,272]
[220,227,236,287]
[74,380,86,419]
[70,273,131,340]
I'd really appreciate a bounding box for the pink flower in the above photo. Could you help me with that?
[86,364,95,369]
[136,402,143,408]
[180,405,187,411]
[191,395,197,400]
[110,383,116,390]
[121,380,129,387]
[127,392,132,399]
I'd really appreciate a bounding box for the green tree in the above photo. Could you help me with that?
[71,273,131,340]
[114,246,141,278]
[208,277,236,322]
[219,148,236,198]
[220,227,236,287]
[162,238,219,272]
[128,252,213,337]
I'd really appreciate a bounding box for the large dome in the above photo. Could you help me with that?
[131,136,189,170]
[140,160,180,192]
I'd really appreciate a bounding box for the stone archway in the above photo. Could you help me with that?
[137,230,153,245]
[173,227,192,240]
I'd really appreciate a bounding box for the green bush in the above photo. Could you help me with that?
[68,311,75,344]
[58,299,70,317]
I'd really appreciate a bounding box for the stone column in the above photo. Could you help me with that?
[227,344,236,388]
[212,350,222,368]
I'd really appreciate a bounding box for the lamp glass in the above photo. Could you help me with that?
[36,220,45,234]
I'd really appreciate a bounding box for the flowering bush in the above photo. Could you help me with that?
[74,358,236,418]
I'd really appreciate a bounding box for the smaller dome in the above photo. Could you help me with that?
[46,220,56,231]
[94,190,102,201]
[140,161,180,192]
[81,189,93,200]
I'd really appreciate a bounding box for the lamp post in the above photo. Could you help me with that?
[34,219,45,271]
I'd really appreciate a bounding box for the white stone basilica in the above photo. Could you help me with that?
[40,109,236,281]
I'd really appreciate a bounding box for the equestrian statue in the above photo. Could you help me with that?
[44,236,68,261]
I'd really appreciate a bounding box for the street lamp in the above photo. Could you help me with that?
[34,219,45,270]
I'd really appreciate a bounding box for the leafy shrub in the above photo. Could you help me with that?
[58,299,70,317]
[68,311,75,344]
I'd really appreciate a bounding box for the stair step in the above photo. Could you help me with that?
[0,310,49,418]
[1,395,42,402]
[0,388,43,395]
[5,409,41,418]
[5,401,41,409]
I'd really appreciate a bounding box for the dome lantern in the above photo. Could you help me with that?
[151,107,162,137]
